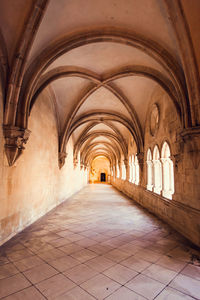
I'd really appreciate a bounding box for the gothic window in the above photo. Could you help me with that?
[161,142,174,200]
[131,154,136,183]
[129,156,132,182]
[146,148,153,191]
[121,162,126,180]
[135,155,139,185]
[116,161,120,178]
[153,145,162,194]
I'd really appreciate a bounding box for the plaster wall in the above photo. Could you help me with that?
[0,88,87,246]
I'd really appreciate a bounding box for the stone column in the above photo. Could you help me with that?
[124,158,129,181]
[119,160,122,179]
[58,151,67,169]
[136,152,144,186]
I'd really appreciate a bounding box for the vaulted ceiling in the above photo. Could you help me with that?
[0,0,199,168]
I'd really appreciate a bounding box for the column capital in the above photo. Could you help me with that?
[123,158,128,167]
[136,152,144,164]
[73,158,78,168]
[58,151,67,169]
[176,126,200,169]
[3,125,31,166]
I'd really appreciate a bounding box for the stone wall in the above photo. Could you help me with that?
[0,88,88,246]
[111,177,200,247]
[111,86,200,247]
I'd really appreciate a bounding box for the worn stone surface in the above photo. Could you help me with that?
[0,0,200,266]
[0,184,199,300]
[112,86,200,247]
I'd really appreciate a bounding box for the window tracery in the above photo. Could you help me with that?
[116,161,120,178]
[121,162,126,180]
[131,154,136,183]
[146,142,174,200]
[146,148,153,191]
[161,142,174,199]
[153,145,162,194]
[135,155,139,185]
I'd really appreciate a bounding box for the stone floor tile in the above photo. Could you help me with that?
[167,247,193,262]
[169,273,200,299]
[59,243,84,255]
[87,244,114,255]
[48,255,80,272]
[156,237,178,248]
[101,237,125,248]
[0,255,9,266]
[41,233,60,242]
[23,263,58,284]
[0,185,199,299]
[120,255,152,272]
[54,286,95,300]
[37,248,66,262]
[105,286,146,300]
[156,255,187,272]
[91,233,111,242]
[124,230,147,238]
[92,226,111,234]
[104,229,125,238]
[154,286,196,300]
[118,243,142,255]
[103,263,138,284]
[75,238,98,247]
[103,249,131,263]
[57,230,80,239]
[134,248,163,263]
[63,263,98,284]
[125,274,165,300]
[36,273,76,299]
[79,230,99,238]
[3,243,25,254]
[47,237,71,247]
[13,255,44,272]
[80,273,121,299]
[22,239,54,253]
[146,243,175,254]
[70,248,98,262]
[0,273,31,298]
[84,255,116,272]
[63,233,85,242]
[30,229,49,237]
[181,264,200,281]
[3,286,46,300]
[0,263,19,280]
[6,249,34,262]
[130,239,152,248]
[142,263,177,284]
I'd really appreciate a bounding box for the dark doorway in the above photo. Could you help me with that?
[100,173,106,182]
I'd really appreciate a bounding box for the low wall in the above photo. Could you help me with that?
[111,177,200,247]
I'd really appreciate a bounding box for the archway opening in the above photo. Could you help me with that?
[89,156,110,184]
[100,173,106,182]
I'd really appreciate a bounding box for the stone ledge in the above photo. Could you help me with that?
[111,177,200,247]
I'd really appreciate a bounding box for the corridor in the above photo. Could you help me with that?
[0,184,199,300]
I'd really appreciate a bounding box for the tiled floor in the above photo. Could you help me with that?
[0,184,200,299]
